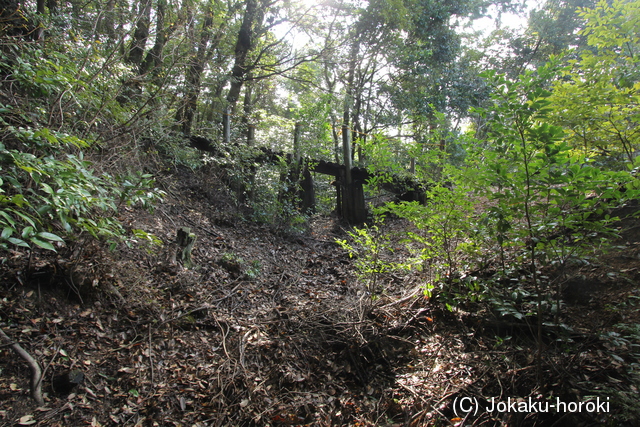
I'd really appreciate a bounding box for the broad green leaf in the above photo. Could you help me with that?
[1,227,14,239]
[7,237,29,248]
[36,231,65,242]
[13,210,36,227]
[30,237,56,251]
[21,226,34,239]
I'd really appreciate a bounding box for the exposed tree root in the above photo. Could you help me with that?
[0,327,44,406]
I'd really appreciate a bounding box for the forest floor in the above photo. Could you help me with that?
[1,165,640,426]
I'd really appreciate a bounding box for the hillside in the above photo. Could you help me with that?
[1,165,640,427]
[2,0,640,424]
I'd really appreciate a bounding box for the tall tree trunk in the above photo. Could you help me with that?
[242,74,254,145]
[341,37,356,177]
[46,0,57,15]
[352,95,363,164]
[127,0,151,66]
[323,65,341,163]
[97,0,116,41]
[139,0,168,76]
[339,35,367,223]
[342,36,359,184]
[331,115,341,163]
[35,0,45,39]
[226,0,259,111]
[175,5,214,134]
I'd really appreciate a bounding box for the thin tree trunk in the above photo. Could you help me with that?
[342,37,359,185]
[242,74,254,145]
[98,0,116,40]
[176,5,214,134]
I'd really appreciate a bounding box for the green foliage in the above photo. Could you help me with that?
[360,134,406,175]
[473,59,638,273]
[593,320,640,422]
[378,181,478,292]
[155,137,205,171]
[337,219,396,297]
[549,0,640,165]
[0,139,164,252]
[0,32,169,254]
[242,163,306,233]
[312,174,337,216]
[218,252,261,279]
[344,34,640,314]
[359,134,401,196]
[115,172,164,211]
[467,58,640,375]
[289,92,337,161]
[0,37,135,143]
[131,228,163,254]
[255,112,297,153]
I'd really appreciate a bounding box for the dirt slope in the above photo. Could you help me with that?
[1,166,639,426]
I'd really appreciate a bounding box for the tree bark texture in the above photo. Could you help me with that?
[139,0,168,76]
[225,0,273,111]
[127,0,151,66]
[175,4,214,134]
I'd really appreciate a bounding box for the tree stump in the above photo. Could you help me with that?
[176,227,197,268]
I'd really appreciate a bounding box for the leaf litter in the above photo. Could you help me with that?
[0,167,640,426]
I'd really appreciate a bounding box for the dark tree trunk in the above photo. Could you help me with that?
[225,0,274,112]
[127,0,151,66]
[139,0,168,77]
[300,165,316,215]
[226,0,259,110]
[339,36,367,223]
[175,5,214,134]
[97,0,116,40]
[46,0,57,14]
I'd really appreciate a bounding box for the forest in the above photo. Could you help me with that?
[1,0,640,425]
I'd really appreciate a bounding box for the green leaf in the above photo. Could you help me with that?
[21,226,34,239]
[0,210,16,226]
[13,210,36,228]
[7,237,30,248]
[36,231,65,242]
[10,194,28,207]
[36,204,52,216]
[30,237,56,251]
[1,227,14,239]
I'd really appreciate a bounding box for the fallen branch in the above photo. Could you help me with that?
[0,327,44,406]
[380,285,424,310]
